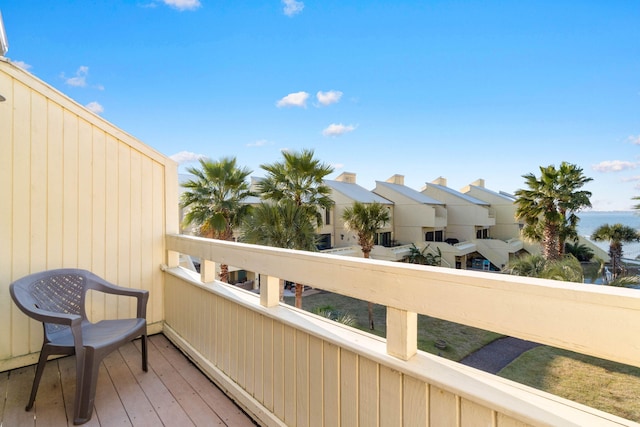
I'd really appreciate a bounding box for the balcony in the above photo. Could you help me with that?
[3,57,640,426]
[3,235,640,426]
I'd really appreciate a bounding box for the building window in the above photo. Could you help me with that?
[317,233,332,250]
[325,208,331,225]
[375,232,392,247]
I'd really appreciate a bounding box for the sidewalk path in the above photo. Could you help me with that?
[459,337,541,374]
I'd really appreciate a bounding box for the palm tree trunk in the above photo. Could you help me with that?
[295,283,303,309]
[363,250,375,330]
[219,264,229,283]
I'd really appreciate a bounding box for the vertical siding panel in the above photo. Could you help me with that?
[116,143,131,318]
[496,414,530,427]
[460,399,493,427]
[359,357,379,427]
[236,305,247,386]
[340,350,358,427]
[139,157,153,314]
[150,162,165,323]
[76,119,93,272]
[296,330,309,427]
[128,150,142,319]
[229,301,239,381]
[308,336,323,427]
[323,341,340,427]
[380,366,402,426]
[62,110,79,267]
[215,296,225,367]
[244,309,255,395]
[45,101,63,269]
[430,386,458,426]
[262,317,274,411]
[29,91,47,274]
[28,92,48,351]
[403,376,428,427]
[90,129,106,321]
[103,135,119,319]
[11,82,31,356]
[209,292,218,361]
[0,69,13,359]
[254,314,265,403]
[273,321,285,420]
[284,325,298,426]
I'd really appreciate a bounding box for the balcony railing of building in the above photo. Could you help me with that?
[164,234,640,427]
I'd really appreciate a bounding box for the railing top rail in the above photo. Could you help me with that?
[166,234,640,368]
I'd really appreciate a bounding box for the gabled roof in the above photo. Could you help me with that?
[325,180,392,204]
[426,183,490,206]
[375,181,444,205]
[468,185,515,202]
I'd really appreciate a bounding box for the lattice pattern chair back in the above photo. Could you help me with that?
[29,272,86,335]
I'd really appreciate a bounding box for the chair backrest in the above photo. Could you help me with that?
[11,269,91,336]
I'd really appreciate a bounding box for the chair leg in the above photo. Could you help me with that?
[26,346,52,411]
[141,334,148,372]
[73,347,100,425]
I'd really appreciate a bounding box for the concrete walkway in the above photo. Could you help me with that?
[459,337,541,374]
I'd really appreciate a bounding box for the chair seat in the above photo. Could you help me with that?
[50,319,147,349]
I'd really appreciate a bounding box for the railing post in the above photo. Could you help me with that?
[201,259,216,283]
[260,275,280,308]
[386,307,417,360]
[167,249,180,269]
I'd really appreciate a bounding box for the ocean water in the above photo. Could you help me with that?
[576,211,640,260]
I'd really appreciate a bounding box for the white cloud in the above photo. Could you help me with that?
[332,163,345,170]
[11,60,31,70]
[628,135,640,145]
[170,151,207,164]
[64,66,89,87]
[247,139,270,147]
[592,160,639,173]
[276,91,309,108]
[316,90,343,106]
[322,123,356,137]
[162,0,201,11]
[621,175,640,182]
[85,101,104,114]
[282,0,304,16]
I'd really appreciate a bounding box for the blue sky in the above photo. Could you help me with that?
[2,1,640,210]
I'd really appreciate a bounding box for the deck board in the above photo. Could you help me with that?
[0,334,256,427]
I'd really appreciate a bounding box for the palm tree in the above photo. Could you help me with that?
[181,157,253,283]
[591,223,640,279]
[258,148,334,226]
[505,253,584,283]
[342,201,390,330]
[514,162,592,261]
[241,201,318,251]
[251,149,335,308]
[564,242,594,262]
[241,201,318,307]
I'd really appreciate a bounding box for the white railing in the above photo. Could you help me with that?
[163,234,640,427]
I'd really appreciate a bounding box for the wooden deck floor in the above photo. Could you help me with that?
[0,334,257,426]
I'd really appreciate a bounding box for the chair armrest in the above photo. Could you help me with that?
[86,273,149,319]
[17,304,82,326]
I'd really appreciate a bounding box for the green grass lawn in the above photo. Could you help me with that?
[284,291,501,361]
[498,346,640,422]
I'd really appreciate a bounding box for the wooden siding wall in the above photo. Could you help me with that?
[0,59,178,370]
[164,235,640,427]
[165,275,539,427]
